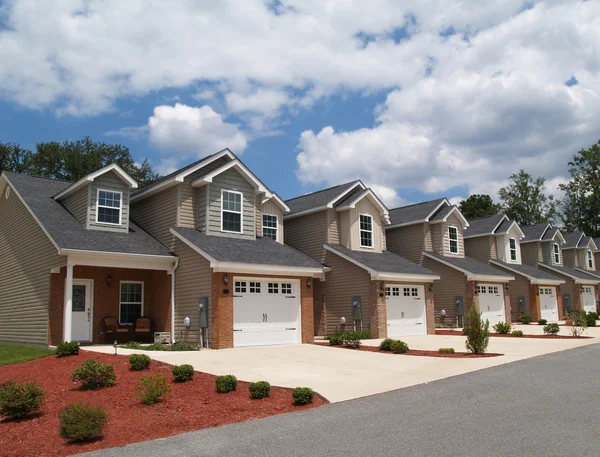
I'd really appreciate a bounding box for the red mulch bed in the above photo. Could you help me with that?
[0,351,327,457]
[435,330,591,339]
[315,342,501,358]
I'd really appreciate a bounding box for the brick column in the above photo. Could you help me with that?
[313,279,326,336]
[369,280,387,339]
[465,281,477,327]
[211,272,234,349]
[504,285,512,323]
[425,284,435,334]
[529,284,541,321]
[300,278,314,344]
[556,289,564,320]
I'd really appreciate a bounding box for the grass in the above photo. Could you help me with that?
[0,344,55,367]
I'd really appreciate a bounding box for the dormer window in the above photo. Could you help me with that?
[262,214,278,240]
[553,243,561,264]
[359,214,373,248]
[588,250,594,269]
[222,190,243,233]
[448,226,459,254]
[509,238,517,262]
[97,189,122,225]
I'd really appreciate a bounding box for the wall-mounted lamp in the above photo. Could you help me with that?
[223,273,229,284]
[580,285,585,292]
[340,316,346,325]
[105,275,112,287]
[183,316,191,328]
[307,278,312,288]
[428,284,434,293]
[505,284,510,291]
[440,309,446,316]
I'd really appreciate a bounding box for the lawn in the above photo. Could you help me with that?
[0,344,55,366]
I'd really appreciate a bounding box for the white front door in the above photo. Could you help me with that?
[71,279,93,342]
[582,286,597,313]
[539,286,558,322]
[233,278,301,348]
[477,283,506,327]
[385,285,426,336]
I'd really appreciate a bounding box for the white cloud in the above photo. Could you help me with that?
[367,184,406,208]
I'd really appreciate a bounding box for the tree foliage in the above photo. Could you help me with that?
[498,169,556,226]
[458,194,502,220]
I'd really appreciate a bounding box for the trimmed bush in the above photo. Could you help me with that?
[137,374,171,405]
[328,336,343,346]
[292,387,314,405]
[512,330,524,337]
[144,342,170,351]
[342,332,361,349]
[537,319,547,325]
[171,342,195,351]
[354,330,372,340]
[0,380,44,419]
[216,375,238,393]
[55,342,79,358]
[543,323,560,334]
[519,314,532,324]
[464,305,490,354]
[120,341,142,349]
[129,354,151,371]
[59,403,107,442]
[249,381,271,399]
[379,338,394,351]
[70,360,116,390]
[390,340,409,354]
[493,322,512,334]
[172,364,195,383]
[585,313,597,327]
[438,348,455,354]
[587,311,599,321]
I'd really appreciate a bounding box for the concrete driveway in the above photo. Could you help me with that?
[83,332,596,403]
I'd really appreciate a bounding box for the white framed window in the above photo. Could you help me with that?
[359,214,373,248]
[96,189,122,225]
[262,214,278,240]
[509,238,518,262]
[403,287,411,296]
[588,250,594,269]
[235,281,247,293]
[268,283,279,294]
[120,281,143,325]
[221,190,243,233]
[411,288,419,297]
[385,287,391,297]
[281,283,292,294]
[448,226,459,254]
[477,285,486,294]
[553,243,561,264]
[249,282,261,293]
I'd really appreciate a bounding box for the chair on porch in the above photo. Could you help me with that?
[103,316,130,343]
[134,317,153,343]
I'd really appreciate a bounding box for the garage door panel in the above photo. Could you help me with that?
[386,285,426,337]
[540,287,558,322]
[478,284,505,327]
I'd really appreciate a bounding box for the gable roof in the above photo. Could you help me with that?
[53,163,138,200]
[1,171,174,259]
[520,223,565,244]
[284,180,365,218]
[423,252,514,282]
[538,263,600,284]
[562,231,585,249]
[334,188,390,221]
[464,214,524,239]
[490,260,564,285]
[429,205,468,227]
[387,198,449,228]
[594,238,600,252]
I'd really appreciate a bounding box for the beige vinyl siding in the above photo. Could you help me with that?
[0,185,65,345]
[562,249,577,268]
[432,223,444,254]
[196,186,207,233]
[385,224,427,265]
[542,241,563,266]
[130,185,178,250]
[88,171,130,233]
[177,181,197,228]
[561,277,579,311]
[423,257,466,323]
[255,195,262,237]
[284,211,329,263]
[322,250,372,334]
[508,274,530,321]
[441,213,465,257]
[261,198,284,244]
[339,210,351,248]
[207,168,255,240]
[326,209,340,244]
[595,253,600,272]
[172,239,212,346]
[521,242,542,266]
[343,197,383,253]
[464,236,493,264]
[61,184,89,225]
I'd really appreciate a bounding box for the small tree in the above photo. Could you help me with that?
[464,305,490,354]
[458,194,502,220]
[498,169,556,225]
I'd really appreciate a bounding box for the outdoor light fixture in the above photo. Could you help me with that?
[113,340,118,356]
[223,273,229,284]
[340,316,346,325]
[429,284,434,293]
[183,316,191,327]
[307,278,312,288]
[105,275,112,287]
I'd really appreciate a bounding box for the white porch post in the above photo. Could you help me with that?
[63,263,74,343]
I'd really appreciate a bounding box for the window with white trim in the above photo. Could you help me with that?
[553,243,561,264]
[359,214,373,248]
[222,190,242,233]
[120,282,143,325]
[97,189,122,225]
[262,214,278,240]
[509,238,518,262]
[477,285,486,294]
[249,282,261,293]
[268,283,278,294]
[411,287,419,297]
[235,281,247,293]
[588,250,594,269]
[281,283,292,294]
[448,226,459,254]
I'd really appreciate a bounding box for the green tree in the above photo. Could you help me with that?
[458,194,502,220]
[498,169,556,226]
[558,140,600,237]
[463,305,489,354]
[0,142,32,174]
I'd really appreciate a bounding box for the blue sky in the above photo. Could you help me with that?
[0,1,597,207]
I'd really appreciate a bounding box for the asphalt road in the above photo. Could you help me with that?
[77,344,600,457]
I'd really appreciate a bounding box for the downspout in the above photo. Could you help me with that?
[171,257,180,344]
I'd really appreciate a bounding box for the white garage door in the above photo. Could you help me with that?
[582,286,597,313]
[233,278,301,348]
[477,284,505,327]
[385,285,426,336]
[539,287,558,322]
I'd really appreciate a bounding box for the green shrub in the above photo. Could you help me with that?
[172,364,195,382]
[55,342,79,357]
[493,322,512,334]
[143,342,170,351]
[120,341,142,349]
[328,336,343,346]
[567,310,588,337]
[215,375,238,393]
[0,380,44,419]
[519,314,532,324]
[586,313,597,327]
[464,306,489,354]
[129,354,151,371]
[70,359,116,390]
[59,403,107,442]
[537,319,547,325]
[171,342,195,351]
[292,387,314,405]
[390,340,409,354]
[543,323,560,334]
[587,311,599,321]
[137,374,171,405]
[512,330,524,337]
[438,348,455,354]
[354,330,372,340]
[379,338,394,351]
[249,381,271,399]
[342,332,361,349]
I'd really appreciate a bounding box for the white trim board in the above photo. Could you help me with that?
[54,163,138,200]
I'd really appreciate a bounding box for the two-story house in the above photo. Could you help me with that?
[283,181,439,339]
[464,214,564,322]
[520,224,600,315]
[385,199,514,327]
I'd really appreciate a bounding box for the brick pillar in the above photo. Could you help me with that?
[529,284,541,321]
[556,289,564,320]
[369,280,387,339]
[465,281,477,327]
[313,279,326,336]
[425,284,435,334]
[300,278,315,344]
[503,284,512,323]
[211,272,233,349]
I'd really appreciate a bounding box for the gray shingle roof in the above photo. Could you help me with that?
[388,198,447,226]
[562,231,585,249]
[429,204,456,222]
[542,227,561,241]
[520,223,550,243]
[324,244,438,277]
[464,214,506,238]
[172,227,325,269]
[538,263,600,282]
[285,181,362,216]
[425,252,513,278]
[4,172,174,257]
[490,260,563,282]
[495,218,514,234]
[594,238,600,252]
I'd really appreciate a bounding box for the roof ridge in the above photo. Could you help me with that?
[285,180,360,202]
[389,197,445,212]
[3,171,74,184]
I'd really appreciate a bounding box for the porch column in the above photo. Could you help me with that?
[63,264,74,343]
